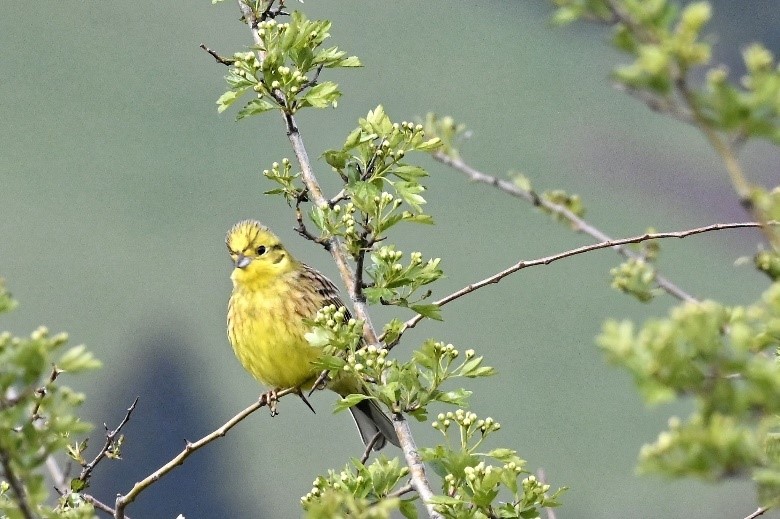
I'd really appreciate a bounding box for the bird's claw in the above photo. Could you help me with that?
[263,389,279,417]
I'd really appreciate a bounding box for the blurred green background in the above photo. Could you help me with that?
[2,1,779,517]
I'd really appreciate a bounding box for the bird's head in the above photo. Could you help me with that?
[226,220,296,287]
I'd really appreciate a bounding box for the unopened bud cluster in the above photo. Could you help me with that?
[393,121,425,135]
[331,202,357,237]
[373,191,402,212]
[432,341,459,359]
[1,326,69,349]
[263,158,292,179]
[313,305,355,334]
[344,344,392,378]
[522,474,552,501]
[268,65,309,94]
[442,459,525,499]
[431,409,500,435]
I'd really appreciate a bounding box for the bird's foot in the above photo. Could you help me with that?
[262,389,279,417]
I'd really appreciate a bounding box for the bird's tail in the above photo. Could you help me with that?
[349,399,401,450]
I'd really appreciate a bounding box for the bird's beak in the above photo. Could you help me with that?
[235,254,251,269]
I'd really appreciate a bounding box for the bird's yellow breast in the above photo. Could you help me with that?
[227,281,320,390]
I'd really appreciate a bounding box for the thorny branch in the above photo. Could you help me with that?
[77,397,139,487]
[114,390,288,519]
[433,151,697,303]
[391,221,777,342]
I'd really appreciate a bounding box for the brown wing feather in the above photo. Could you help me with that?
[299,263,352,320]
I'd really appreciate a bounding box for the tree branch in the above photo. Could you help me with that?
[114,391,286,518]
[395,221,776,339]
[0,448,35,519]
[433,151,697,303]
[394,416,443,519]
[77,397,138,488]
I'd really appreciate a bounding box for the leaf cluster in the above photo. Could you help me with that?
[301,456,414,519]
[217,11,361,117]
[423,410,565,518]
[0,285,101,518]
[552,0,780,146]
[599,282,780,502]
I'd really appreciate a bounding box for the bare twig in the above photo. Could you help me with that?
[360,432,384,464]
[386,482,415,499]
[84,493,130,519]
[392,221,776,341]
[199,43,234,66]
[114,390,290,519]
[31,365,62,422]
[433,151,697,303]
[77,397,139,487]
[0,448,35,519]
[743,506,770,519]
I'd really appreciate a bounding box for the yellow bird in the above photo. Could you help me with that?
[226,219,399,450]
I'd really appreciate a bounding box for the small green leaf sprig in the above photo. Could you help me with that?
[422,409,566,518]
[378,341,495,421]
[312,106,441,251]
[217,11,361,118]
[324,339,495,423]
[363,247,443,320]
[301,456,415,519]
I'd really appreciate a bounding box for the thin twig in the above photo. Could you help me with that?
[30,365,61,422]
[360,432,384,464]
[114,390,289,519]
[386,482,415,499]
[77,397,139,487]
[0,448,35,519]
[743,506,770,519]
[84,493,131,519]
[199,44,234,66]
[392,221,776,341]
[433,151,697,303]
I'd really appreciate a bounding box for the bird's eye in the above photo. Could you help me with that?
[256,245,267,255]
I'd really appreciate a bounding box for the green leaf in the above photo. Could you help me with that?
[427,495,462,506]
[436,388,472,406]
[410,304,442,321]
[333,393,374,413]
[217,90,242,113]
[323,150,349,170]
[303,81,341,108]
[339,56,362,67]
[236,98,276,119]
[392,165,428,181]
[343,127,362,149]
[415,137,442,151]
[399,498,418,519]
[58,345,102,373]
